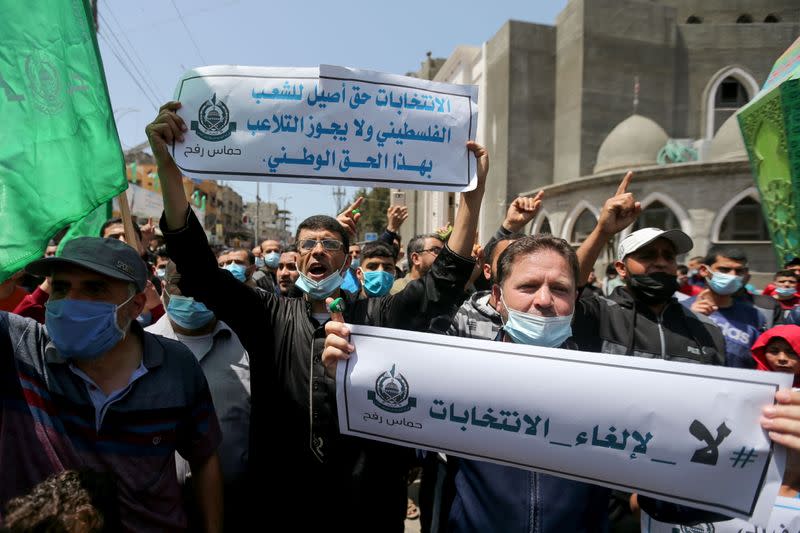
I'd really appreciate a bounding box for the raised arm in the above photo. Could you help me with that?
[575,171,641,285]
[145,101,191,231]
[446,141,488,257]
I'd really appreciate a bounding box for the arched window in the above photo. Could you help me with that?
[718,196,769,242]
[713,76,750,135]
[686,15,702,23]
[570,210,597,245]
[632,201,680,232]
[736,14,753,23]
[538,217,553,235]
[764,14,780,23]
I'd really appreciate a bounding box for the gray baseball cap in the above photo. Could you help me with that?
[26,237,148,291]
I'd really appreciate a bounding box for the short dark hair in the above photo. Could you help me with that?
[483,233,526,267]
[496,235,579,287]
[156,246,170,260]
[605,263,618,276]
[230,248,255,266]
[703,246,748,267]
[407,233,442,262]
[775,269,798,280]
[99,217,142,241]
[689,256,704,263]
[3,469,120,532]
[295,215,349,251]
[361,241,396,262]
[677,264,689,275]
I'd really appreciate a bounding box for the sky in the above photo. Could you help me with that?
[97,0,568,232]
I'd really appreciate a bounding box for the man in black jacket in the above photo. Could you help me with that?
[572,172,727,524]
[146,101,486,532]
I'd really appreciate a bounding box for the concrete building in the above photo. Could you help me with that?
[243,201,292,244]
[219,185,247,246]
[402,0,800,283]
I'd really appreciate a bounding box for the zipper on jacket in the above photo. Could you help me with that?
[657,308,667,358]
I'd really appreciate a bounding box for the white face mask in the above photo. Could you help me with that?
[500,292,573,348]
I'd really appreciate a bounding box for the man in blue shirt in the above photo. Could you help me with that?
[683,246,764,368]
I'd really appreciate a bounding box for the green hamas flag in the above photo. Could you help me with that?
[738,35,800,264]
[0,0,127,282]
[56,201,112,256]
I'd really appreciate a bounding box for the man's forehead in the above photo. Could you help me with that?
[712,255,746,267]
[507,250,574,281]
[363,256,394,265]
[280,251,298,261]
[349,244,361,251]
[298,228,341,240]
[103,223,124,235]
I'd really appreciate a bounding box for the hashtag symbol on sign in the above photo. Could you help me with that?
[729,447,757,468]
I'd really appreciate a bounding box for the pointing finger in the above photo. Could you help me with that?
[615,171,634,196]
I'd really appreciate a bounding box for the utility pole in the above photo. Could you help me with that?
[278,195,292,236]
[332,186,346,214]
[254,182,260,244]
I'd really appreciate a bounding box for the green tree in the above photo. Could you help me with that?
[348,188,390,241]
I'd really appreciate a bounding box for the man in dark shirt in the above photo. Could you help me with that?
[146,101,487,531]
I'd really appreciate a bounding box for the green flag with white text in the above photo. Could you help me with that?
[0,0,127,282]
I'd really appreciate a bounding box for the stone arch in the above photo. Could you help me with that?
[562,200,600,244]
[686,15,702,23]
[736,14,753,23]
[703,67,759,139]
[710,187,770,243]
[764,13,781,22]
[531,209,554,235]
[621,192,691,240]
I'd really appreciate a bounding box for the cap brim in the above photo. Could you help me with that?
[26,256,141,289]
[640,229,694,256]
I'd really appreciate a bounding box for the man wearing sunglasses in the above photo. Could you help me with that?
[391,233,444,294]
[146,101,486,532]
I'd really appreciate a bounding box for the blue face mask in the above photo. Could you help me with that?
[254,257,266,269]
[224,263,247,282]
[362,270,394,297]
[707,270,743,295]
[264,252,281,269]
[776,286,797,299]
[295,264,347,300]
[167,294,215,329]
[155,267,166,280]
[351,258,361,269]
[45,295,134,360]
[500,294,573,348]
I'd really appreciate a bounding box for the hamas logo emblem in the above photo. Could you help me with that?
[191,93,236,141]
[25,50,64,115]
[367,364,417,414]
[676,525,714,533]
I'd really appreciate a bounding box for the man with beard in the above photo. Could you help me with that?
[275,246,300,297]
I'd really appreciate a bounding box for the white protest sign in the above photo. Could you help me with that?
[171,65,478,191]
[641,496,800,532]
[336,325,791,524]
[113,183,205,226]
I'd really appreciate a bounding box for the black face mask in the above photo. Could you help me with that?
[627,272,679,304]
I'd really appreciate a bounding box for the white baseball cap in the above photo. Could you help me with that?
[618,227,693,259]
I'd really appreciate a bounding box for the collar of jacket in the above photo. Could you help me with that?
[607,285,678,319]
